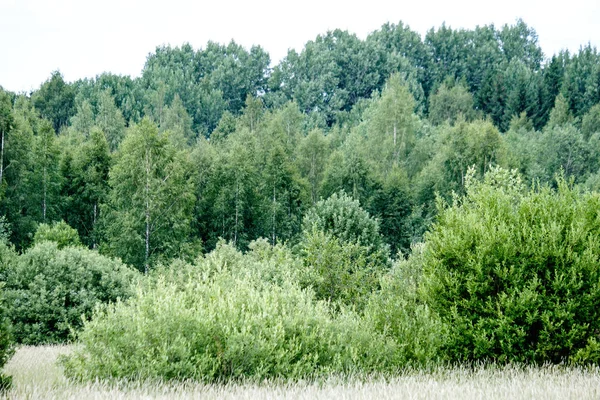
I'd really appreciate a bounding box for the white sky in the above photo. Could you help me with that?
[0,0,599,93]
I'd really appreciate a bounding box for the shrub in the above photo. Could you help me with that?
[62,242,404,382]
[0,243,15,390]
[33,221,82,249]
[298,229,385,309]
[302,192,389,260]
[5,241,137,344]
[298,192,390,307]
[421,167,600,364]
[364,243,446,365]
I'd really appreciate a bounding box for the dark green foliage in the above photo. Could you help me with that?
[421,167,600,364]
[5,241,137,344]
[33,220,82,249]
[32,71,76,133]
[101,119,196,272]
[0,243,15,389]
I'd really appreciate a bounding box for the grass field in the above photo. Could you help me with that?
[2,345,600,399]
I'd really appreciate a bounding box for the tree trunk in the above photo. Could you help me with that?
[42,165,47,222]
[234,180,239,245]
[92,202,98,249]
[144,149,151,274]
[272,186,276,245]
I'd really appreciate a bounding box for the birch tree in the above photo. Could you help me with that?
[102,118,194,272]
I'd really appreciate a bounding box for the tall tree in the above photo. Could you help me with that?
[0,89,14,192]
[96,90,126,151]
[102,119,194,272]
[32,71,75,133]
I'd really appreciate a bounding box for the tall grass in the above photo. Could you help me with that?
[3,346,600,399]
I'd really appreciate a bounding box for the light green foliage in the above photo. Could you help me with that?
[33,221,81,249]
[70,100,94,137]
[428,79,476,126]
[365,243,445,364]
[298,229,384,309]
[61,242,404,382]
[296,129,329,204]
[547,93,574,129]
[96,90,126,152]
[4,241,137,344]
[299,192,389,307]
[301,191,388,261]
[421,167,600,363]
[363,73,417,174]
[581,103,600,140]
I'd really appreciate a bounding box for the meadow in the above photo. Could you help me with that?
[3,346,600,400]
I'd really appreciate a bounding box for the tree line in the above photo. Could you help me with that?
[0,19,600,272]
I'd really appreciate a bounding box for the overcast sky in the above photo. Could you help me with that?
[1,0,599,93]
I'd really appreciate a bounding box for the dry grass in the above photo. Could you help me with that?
[2,345,600,399]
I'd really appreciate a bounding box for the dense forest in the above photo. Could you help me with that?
[1,19,600,384]
[1,19,599,270]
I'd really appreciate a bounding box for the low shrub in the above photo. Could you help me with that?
[33,221,82,249]
[365,243,446,365]
[62,242,407,382]
[5,241,137,344]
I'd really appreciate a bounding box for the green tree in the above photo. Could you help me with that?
[32,71,75,133]
[364,74,417,174]
[31,120,62,223]
[70,100,94,137]
[0,89,14,194]
[102,119,195,272]
[421,167,600,363]
[428,79,476,125]
[581,103,600,140]
[297,129,329,204]
[96,90,126,151]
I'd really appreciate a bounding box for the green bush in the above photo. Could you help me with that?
[62,242,406,382]
[302,191,389,263]
[421,167,600,364]
[299,229,385,309]
[364,243,446,365]
[33,220,82,249]
[5,241,137,344]
[298,192,390,307]
[0,243,15,390]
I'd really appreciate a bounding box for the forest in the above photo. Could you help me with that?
[1,18,600,391]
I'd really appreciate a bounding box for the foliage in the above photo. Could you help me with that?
[421,167,600,364]
[33,221,82,249]
[298,229,384,309]
[302,191,387,258]
[0,242,15,390]
[4,241,137,344]
[61,242,407,382]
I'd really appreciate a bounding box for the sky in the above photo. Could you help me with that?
[0,0,599,93]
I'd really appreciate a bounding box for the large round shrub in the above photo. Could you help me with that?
[62,242,403,382]
[5,241,137,344]
[302,191,388,258]
[421,167,600,364]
